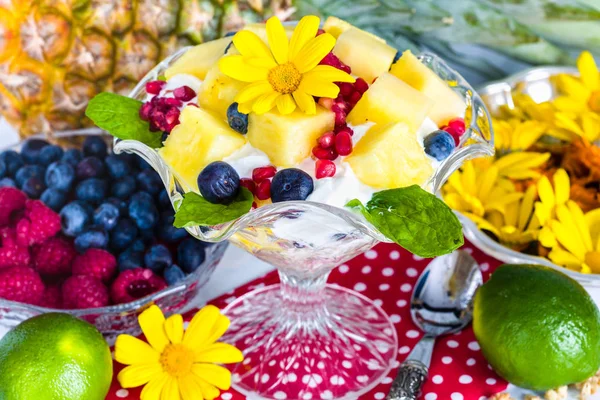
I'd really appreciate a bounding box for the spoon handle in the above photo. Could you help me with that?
[386,359,428,400]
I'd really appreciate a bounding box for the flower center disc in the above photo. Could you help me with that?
[268,63,302,94]
[588,91,600,112]
[160,344,193,378]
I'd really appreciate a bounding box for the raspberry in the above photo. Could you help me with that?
[444,117,466,145]
[62,275,110,309]
[72,248,117,283]
[15,200,61,247]
[316,160,336,179]
[0,227,30,269]
[31,236,76,276]
[256,179,271,201]
[110,268,167,304]
[0,187,26,226]
[40,283,63,309]
[0,266,44,305]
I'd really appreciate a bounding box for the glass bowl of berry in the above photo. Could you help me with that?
[0,133,228,343]
[93,15,495,400]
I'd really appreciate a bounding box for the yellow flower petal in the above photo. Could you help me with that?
[266,16,289,64]
[567,201,593,252]
[549,248,583,270]
[139,305,169,353]
[539,226,557,248]
[299,74,340,98]
[232,30,273,59]
[238,102,253,114]
[558,74,592,100]
[292,33,336,73]
[115,334,160,365]
[160,376,180,400]
[551,218,586,260]
[585,209,600,250]
[303,65,355,84]
[118,363,163,389]
[140,373,169,400]
[252,92,281,114]
[581,112,600,143]
[234,81,273,104]
[192,364,231,390]
[194,342,244,364]
[165,314,184,345]
[183,305,231,349]
[196,378,221,400]
[292,90,316,114]
[477,166,499,202]
[288,15,320,61]
[218,55,269,82]
[553,96,587,114]
[537,175,555,211]
[276,93,296,115]
[552,168,570,205]
[179,374,206,400]
[577,51,599,91]
[244,56,278,69]
[518,185,537,231]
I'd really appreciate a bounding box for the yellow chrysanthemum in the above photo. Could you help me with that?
[115,305,243,400]
[534,168,571,249]
[553,110,600,143]
[491,151,551,180]
[554,51,600,114]
[218,15,354,115]
[545,201,600,274]
[493,118,547,153]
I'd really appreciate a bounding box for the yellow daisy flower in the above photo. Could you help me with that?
[554,51,600,114]
[218,15,355,115]
[534,168,571,249]
[492,151,551,180]
[493,118,547,153]
[553,110,600,143]
[115,305,243,400]
[545,201,600,274]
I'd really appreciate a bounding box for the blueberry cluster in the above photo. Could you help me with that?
[0,136,213,286]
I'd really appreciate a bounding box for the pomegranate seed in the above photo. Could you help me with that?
[333,109,346,127]
[240,178,256,194]
[317,131,335,148]
[335,131,353,156]
[164,108,180,132]
[256,179,271,200]
[252,166,277,183]
[163,98,183,107]
[354,78,369,94]
[339,82,353,97]
[315,160,336,179]
[312,146,338,160]
[145,80,165,95]
[320,52,342,68]
[349,91,362,105]
[444,118,466,145]
[341,65,351,74]
[173,85,196,101]
[139,102,152,121]
[318,97,333,110]
[336,125,354,136]
[333,96,349,112]
[252,201,258,209]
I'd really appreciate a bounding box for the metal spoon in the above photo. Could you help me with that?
[387,250,483,400]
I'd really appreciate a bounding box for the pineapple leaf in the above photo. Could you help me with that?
[174,188,254,228]
[85,93,163,149]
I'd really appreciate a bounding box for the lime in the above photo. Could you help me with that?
[0,313,113,400]
[474,264,600,390]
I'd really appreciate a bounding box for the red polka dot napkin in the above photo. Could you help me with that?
[106,241,508,400]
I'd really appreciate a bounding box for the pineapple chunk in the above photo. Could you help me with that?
[333,28,396,83]
[390,50,466,125]
[242,23,294,45]
[347,73,433,129]
[248,106,335,167]
[197,64,246,119]
[160,106,246,192]
[164,37,232,81]
[346,122,434,189]
[323,16,386,43]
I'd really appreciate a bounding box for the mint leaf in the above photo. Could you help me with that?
[174,188,254,227]
[346,185,464,257]
[85,92,163,148]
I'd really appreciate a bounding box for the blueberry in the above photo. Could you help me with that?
[158,190,171,210]
[117,247,144,271]
[137,156,152,170]
[224,31,238,37]
[131,239,146,252]
[0,160,5,179]
[22,177,45,199]
[94,203,120,231]
[75,178,107,204]
[393,51,401,63]
[74,226,108,253]
[40,188,67,211]
[0,151,23,176]
[38,145,64,166]
[82,136,108,158]
[227,103,248,134]
[106,197,128,215]
[270,168,313,203]
[137,169,162,196]
[164,265,186,285]
[177,238,206,273]
[21,139,49,164]
[105,154,132,179]
[157,211,188,243]
[76,156,105,179]
[61,148,83,167]
[60,201,92,237]
[197,161,240,204]
[129,191,159,230]
[45,161,75,191]
[424,130,456,161]
[15,165,46,188]
[144,244,172,273]
[0,178,16,188]
[111,176,137,199]
[110,218,139,250]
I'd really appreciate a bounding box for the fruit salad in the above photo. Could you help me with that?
[87,15,468,257]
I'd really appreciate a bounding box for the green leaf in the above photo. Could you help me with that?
[173,188,254,228]
[85,92,163,148]
[346,185,464,257]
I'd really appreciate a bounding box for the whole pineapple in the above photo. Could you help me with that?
[0,0,291,137]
